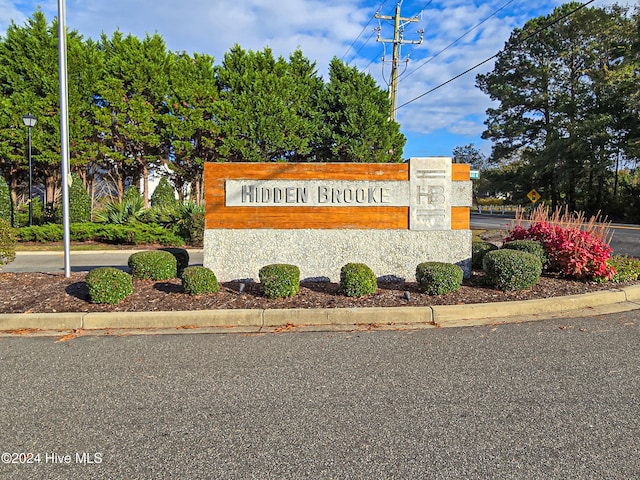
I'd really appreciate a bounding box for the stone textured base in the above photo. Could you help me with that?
[204,229,472,282]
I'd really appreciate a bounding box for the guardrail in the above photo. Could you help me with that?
[474,205,520,216]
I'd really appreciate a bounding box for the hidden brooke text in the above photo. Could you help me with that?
[240,184,392,205]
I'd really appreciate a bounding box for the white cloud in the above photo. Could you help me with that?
[0,0,26,34]
[389,3,515,138]
[62,0,371,76]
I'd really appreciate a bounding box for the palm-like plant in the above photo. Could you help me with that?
[95,188,146,224]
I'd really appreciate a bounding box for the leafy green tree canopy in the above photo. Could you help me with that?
[476,3,639,216]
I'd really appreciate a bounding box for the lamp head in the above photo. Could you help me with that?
[22,113,37,128]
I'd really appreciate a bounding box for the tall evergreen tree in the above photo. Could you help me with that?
[318,58,405,163]
[93,31,169,205]
[0,10,98,214]
[215,45,324,162]
[68,37,104,204]
[162,51,219,203]
[0,11,72,212]
[477,3,637,214]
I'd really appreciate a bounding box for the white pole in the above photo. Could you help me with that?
[58,0,71,277]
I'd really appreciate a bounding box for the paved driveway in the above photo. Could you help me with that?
[1,311,638,479]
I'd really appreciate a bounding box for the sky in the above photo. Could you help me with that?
[0,0,626,159]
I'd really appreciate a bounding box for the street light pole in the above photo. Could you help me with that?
[58,0,71,277]
[22,113,37,226]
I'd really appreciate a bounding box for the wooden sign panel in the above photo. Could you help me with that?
[204,161,470,230]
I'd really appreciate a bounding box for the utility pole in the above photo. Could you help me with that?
[376,2,423,121]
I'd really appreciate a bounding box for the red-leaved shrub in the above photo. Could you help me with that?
[505,222,614,280]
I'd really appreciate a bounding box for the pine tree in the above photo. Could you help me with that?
[318,58,405,163]
[476,3,637,213]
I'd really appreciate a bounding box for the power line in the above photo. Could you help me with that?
[351,2,431,75]
[417,0,434,14]
[395,0,596,112]
[401,0,518,82]
[341,0,390,63]
[375,1,423,120]
[401,0,435,61]
[345,29,378,66]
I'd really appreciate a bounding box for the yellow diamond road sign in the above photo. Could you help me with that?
[527,189,541,204]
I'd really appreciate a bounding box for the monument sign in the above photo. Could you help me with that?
[203,157,472,281]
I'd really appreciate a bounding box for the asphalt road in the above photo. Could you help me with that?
[3,249,204,274]
[1,312,639,479]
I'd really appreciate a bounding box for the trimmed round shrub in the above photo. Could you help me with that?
[482,249,542,291]
[472,241,498,269]
[259,264,300,299]
[181,266,219,295]
[0,218,17,268]
[86,267,133,304]
[416,262,463,295]
[340,263,377,297]
[159,247,189,277]
[128,250,177,281]
[502,239,547,267]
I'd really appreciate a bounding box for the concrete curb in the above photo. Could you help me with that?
[623,284,640,302]
[433,289,628,324]
[0,312,84,331]
[1,286,639,335]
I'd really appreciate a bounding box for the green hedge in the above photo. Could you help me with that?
[482,249,542,291]
[85,267,133,304]
[128,250,177,281]
[339,263,377,297]
[259,264,300,299]
[472,241,498,269]
[502,239,547,267]
[159,247,190,277]
[181,266,219,295]
[18,222,184,246]
[415,262,463,295]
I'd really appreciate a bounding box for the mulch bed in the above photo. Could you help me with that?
[1,270,637,314]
